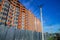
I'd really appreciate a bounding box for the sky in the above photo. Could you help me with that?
[19,0,60,33]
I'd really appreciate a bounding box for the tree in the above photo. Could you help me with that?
[48,36,54,40]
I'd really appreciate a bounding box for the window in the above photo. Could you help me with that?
[3,10,7,14]
[17,1,20,3]
[4,1,9,6]
[3,5,9,9]
[2,20,6,22]
[16,12,19,16]
[16,12,19,14]
[10,12,13,15]
[0,16,1,19]
[17,3,20,6]
[8,16,12,19]
[3,12,7,16]
[10,5,14,9]
[8,20,11,23]
[15,22,18,24]
[14,22,18,24]
[0,12,3,17]
[2,17,6,20]
[2,8,9,12]
[16,18,18,20]
[16,7,19,11]
[14,1,17,4]
[3,4,9,8]
[16,15,19,17]
[0,12,1,15]
[10,9,14,13]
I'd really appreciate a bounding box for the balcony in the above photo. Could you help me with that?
[10,5,14,9]
[3,4,10,8]
[0,20,1,22]
[0,14,2,17]
[15,7,20,12]
[14,20,18,22]
[3,6,9,10]
[8,18,12,21]
[2,20,6,22]
[4,1,10,6]
[2,15,6,18]
[2,8,9,12]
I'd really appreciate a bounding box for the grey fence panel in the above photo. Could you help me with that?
[37,32,40,40]
[0,26,8,40]
[0,26,42,40]
[26,30,32,40]
[29,30,33,40]
[39,32,42,40]
[5,27,16,40]
[33,31,37,40]
[20,30,24,40]
[15,29,21,40]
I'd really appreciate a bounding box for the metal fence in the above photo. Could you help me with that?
[0,26,42,40]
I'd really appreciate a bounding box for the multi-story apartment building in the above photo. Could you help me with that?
[0,0,21,27]
[0,0,42,32]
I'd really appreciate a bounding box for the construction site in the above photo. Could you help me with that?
[0,0,42,40]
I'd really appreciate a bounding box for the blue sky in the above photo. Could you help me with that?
[19,0,60,33]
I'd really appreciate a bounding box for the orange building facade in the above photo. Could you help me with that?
[0,0,42,32]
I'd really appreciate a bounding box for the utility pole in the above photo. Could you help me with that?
[40,6,44,40]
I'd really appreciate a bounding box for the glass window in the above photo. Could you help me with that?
[15,22,18,24]
[4,1,9,6]
[8,20,11,22]
[0,18,1,20]
[16,12,19,14]
[8,16,12,18]
[2,17,6,20]
[2,20,6,22]
[0,16,1,19]
[10,5,14,9]
[16,7,19,11]
[16,15,19,17]
[16,18,18,20]
[10,9,14,13]
[3,5,9,9]
[0,12,2,14]
[17,3,20,6]
[2,8,9,12]
[14,2,17,4]
[3,4,9,8]
[3,13,7,16]
[14,17,18,20]
[10,13,13,15]
[3,11,7,13]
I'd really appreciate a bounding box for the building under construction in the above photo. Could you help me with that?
[0,0,42,40]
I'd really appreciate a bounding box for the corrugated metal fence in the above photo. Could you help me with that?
[0,26,42,40]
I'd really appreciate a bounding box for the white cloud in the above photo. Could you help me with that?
[43,24,60,33]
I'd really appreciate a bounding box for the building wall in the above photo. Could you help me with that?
[0,0,20,27]
[0,0,2,23]
[0,0,10,26]
[27,11,42,32]
[6,0,20,27]
[0,0,42,32]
